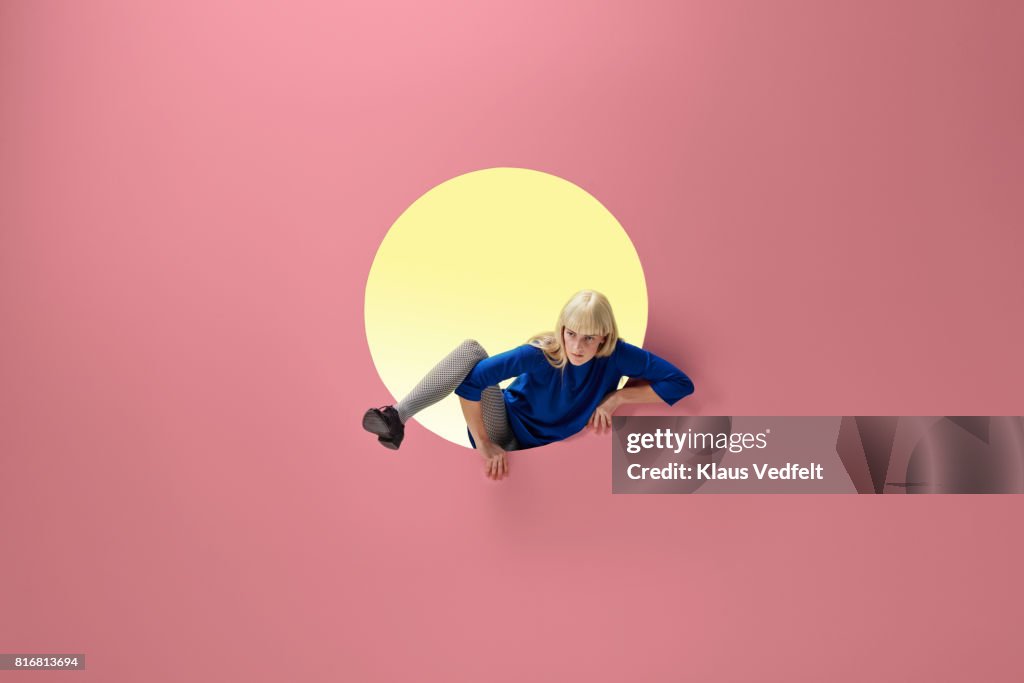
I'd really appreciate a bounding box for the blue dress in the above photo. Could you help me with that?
[454,341,694,449]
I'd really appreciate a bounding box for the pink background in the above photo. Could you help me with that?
[3,1,1023,680]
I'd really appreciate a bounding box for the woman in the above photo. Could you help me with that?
[363,290,694,480]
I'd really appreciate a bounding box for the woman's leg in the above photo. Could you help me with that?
[364,339,490,449]
[480,385,518,451]
[396,339,488,422]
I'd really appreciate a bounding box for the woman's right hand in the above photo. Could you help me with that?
[479,441,509,480]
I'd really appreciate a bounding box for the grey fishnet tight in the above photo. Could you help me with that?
[396,340,518,450]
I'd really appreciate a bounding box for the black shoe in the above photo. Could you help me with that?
[362,405,404,450]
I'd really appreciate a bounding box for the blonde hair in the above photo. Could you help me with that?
[529,290,620,370]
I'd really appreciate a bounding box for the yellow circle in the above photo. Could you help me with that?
[364,168,648,447]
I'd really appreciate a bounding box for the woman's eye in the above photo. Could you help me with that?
[584,337,594,343]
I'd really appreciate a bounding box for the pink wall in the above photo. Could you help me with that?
[2,1,1023,680]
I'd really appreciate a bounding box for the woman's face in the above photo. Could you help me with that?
[563,327,606,366]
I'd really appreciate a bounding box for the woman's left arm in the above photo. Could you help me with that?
[588,384,662,434]
[587,342,695,434]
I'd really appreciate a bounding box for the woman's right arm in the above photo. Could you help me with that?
[459,396,508,479]
[454,344,543,480]
[453,344,543,403]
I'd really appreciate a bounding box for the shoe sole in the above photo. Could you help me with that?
[363,410,402,450]
[362,410,392,438]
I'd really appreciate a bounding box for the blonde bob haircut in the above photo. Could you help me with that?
[529,290,620,370]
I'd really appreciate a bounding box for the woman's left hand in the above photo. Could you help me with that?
[588,393,620,435]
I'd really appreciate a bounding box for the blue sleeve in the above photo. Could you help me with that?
[612,341,695,406]
[454,344,546,401]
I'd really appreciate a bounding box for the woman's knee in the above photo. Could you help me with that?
[457,339,488,361]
